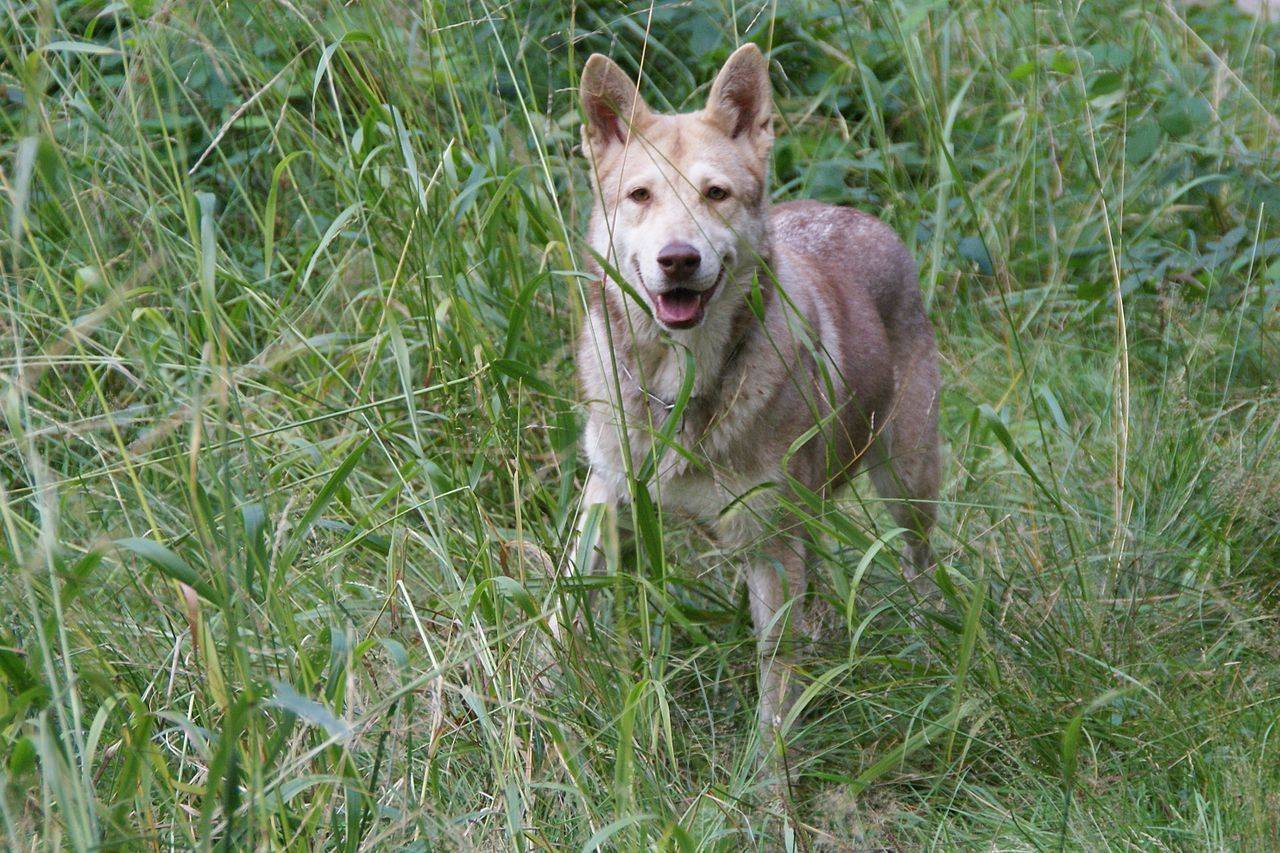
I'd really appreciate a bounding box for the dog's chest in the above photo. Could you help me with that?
[584,388,780,519]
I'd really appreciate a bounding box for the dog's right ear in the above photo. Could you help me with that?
[580,54,650,157]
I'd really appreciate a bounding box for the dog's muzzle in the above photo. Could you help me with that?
[644,265,725,329]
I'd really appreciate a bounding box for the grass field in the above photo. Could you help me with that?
[2,1,1279,849]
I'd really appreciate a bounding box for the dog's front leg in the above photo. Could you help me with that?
[744,533,809,754]
[571,470,614,575]
[558,470,616,635]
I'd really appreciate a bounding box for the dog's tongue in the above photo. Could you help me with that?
[655,289,704,327]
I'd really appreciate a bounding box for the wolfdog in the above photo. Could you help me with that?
[573,44,941,747]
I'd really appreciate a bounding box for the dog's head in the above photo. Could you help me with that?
[580,45,774,333]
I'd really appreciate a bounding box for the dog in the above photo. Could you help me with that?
[573,44,941,748]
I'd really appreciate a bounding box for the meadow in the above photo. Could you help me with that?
[2,0,1279,848]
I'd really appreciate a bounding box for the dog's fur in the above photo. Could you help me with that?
[574,45,941,741]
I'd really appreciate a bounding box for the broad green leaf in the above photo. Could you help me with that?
[44,40,119,56]
[851,699,981,794]
[116,538,220,604]
[280,436,371,569]
[266,680,352,740]
[492,358,555,396]
[298,202,361,293]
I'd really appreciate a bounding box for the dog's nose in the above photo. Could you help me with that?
[656,242,701,282]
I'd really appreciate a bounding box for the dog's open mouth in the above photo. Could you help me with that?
[646,267,724,329]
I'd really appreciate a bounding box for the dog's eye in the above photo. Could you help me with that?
[628,187,651,203]
[705,185,730,201]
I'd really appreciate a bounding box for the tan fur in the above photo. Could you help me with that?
[574,45,941,748]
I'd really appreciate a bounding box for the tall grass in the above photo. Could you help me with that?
[1,0,1278,848]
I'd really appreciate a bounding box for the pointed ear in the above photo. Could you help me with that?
[580,54,651,153]
[706,44,773,143]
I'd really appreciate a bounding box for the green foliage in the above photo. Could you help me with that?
[1,0,1278,848]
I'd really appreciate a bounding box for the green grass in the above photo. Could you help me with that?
[2,0,1279,848]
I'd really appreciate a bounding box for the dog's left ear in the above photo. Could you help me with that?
[706,44,773,146]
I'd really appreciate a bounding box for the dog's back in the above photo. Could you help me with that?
[769,200,941,570]
[759,199,936,491]
[773,200,930,346]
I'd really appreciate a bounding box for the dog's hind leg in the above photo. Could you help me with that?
[868,341,941,588]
